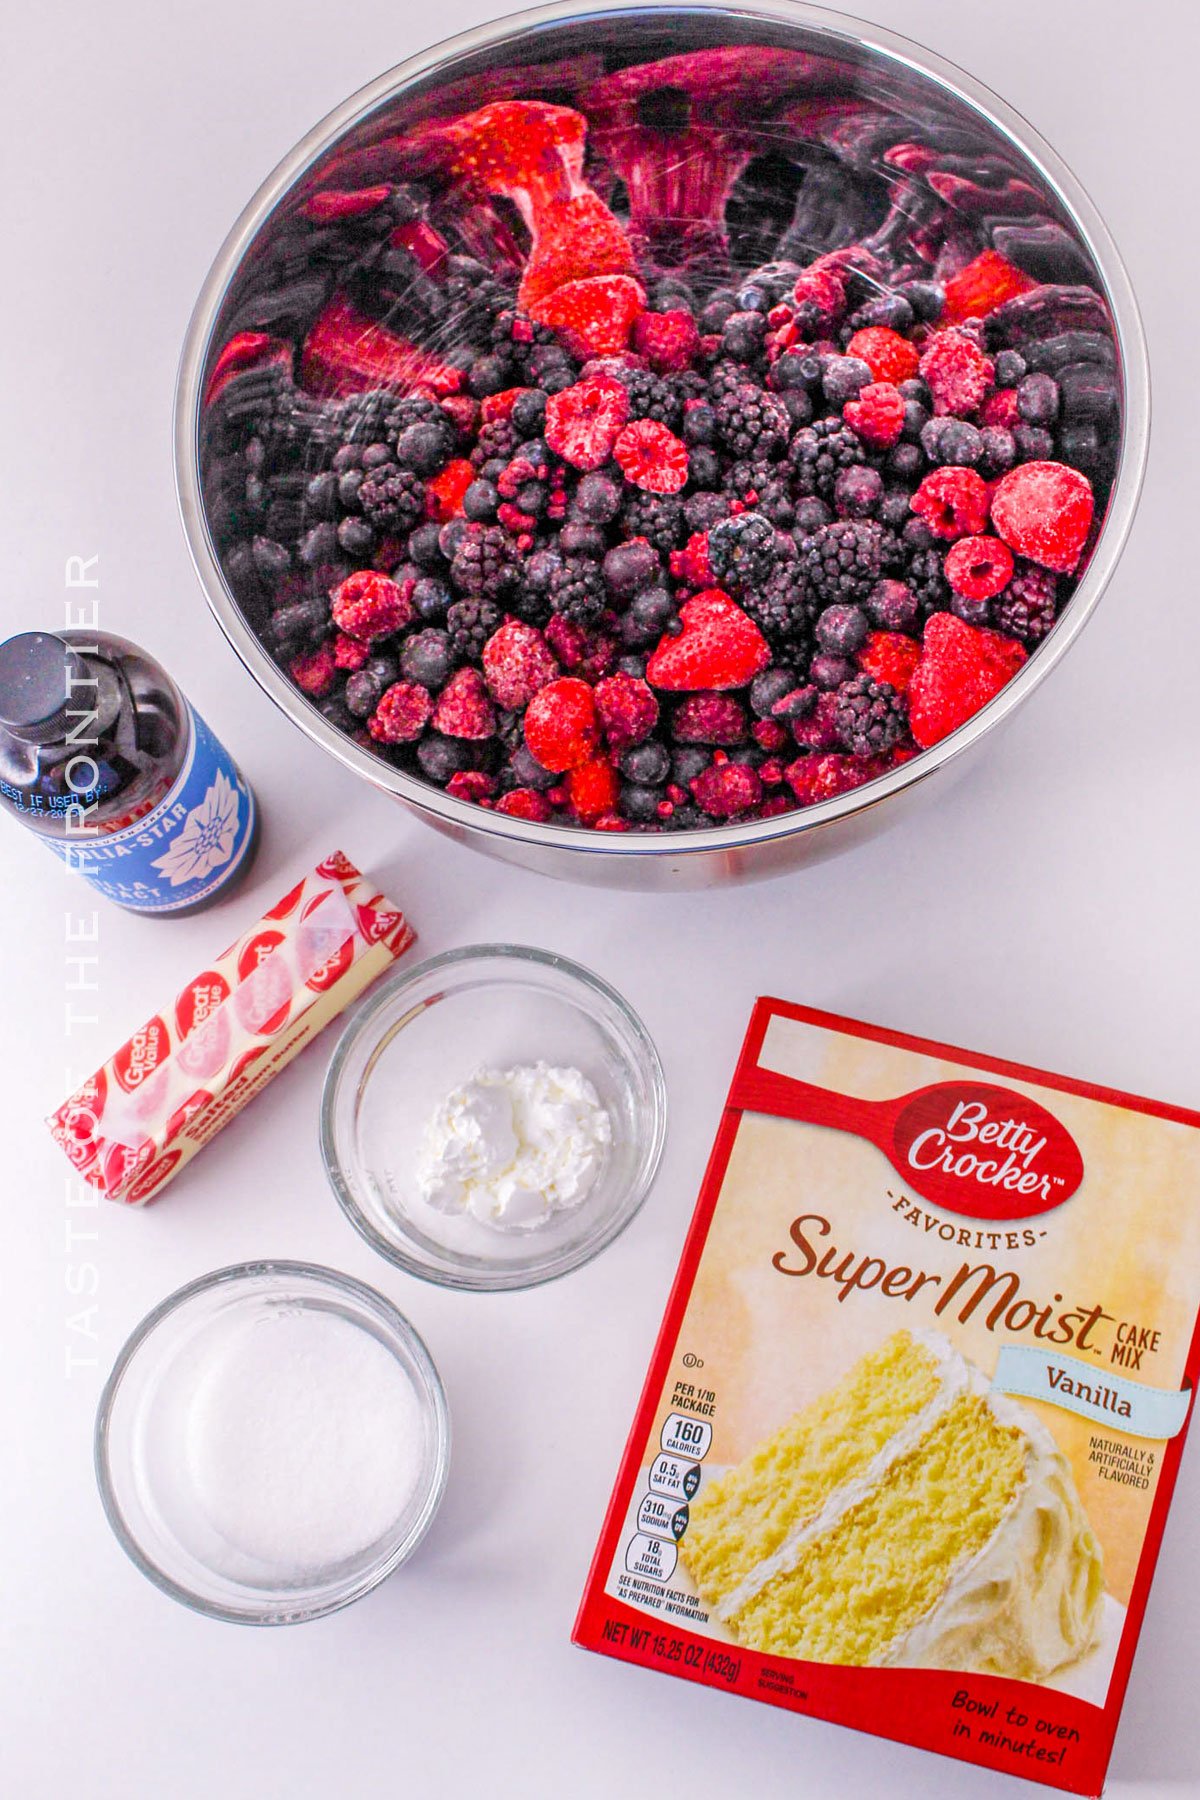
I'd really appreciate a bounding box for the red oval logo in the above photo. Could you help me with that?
[890,1082,1083,1220]
[113,1016,171,1094]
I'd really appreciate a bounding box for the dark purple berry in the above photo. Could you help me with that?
[865,578,919,633]
[815,603,869,656]
[833,466,883,519]
[604,538,660,599]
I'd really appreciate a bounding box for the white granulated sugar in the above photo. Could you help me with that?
[186,1309,423,1574]
[416,1062,612,1232]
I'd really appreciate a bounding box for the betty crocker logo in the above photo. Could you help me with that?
[890,1083,1083,1220]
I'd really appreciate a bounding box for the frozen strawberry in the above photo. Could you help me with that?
[425,459,475,521]
[567,756,620,821]
[496,788,555,822]
[594,672,658,749]
[445,769,497,803]
[532,273,647,359]
[989,461,1094,573]
[524,677,600,771]
[545,376,630,471]
[301,298,464,399]
[857,631,921,695]
[907,613,1027,748]
[482,621,559,709]
[521,194,641,311]
[369,682,433,744]
[204,332,292,406]
[331,570,414,640]
[646,590,769,692]
[288,642,336,697]
[672,693,747,744]
[919,328,995,417]
[942,249,1036,324]
[843,382,906,450]
[944,535,1015,602]
[691,761,762,818]
[910,467,990,540]
[613,420,689,494]
[304,184,392,222]
[846,327,919,385]
[431,666,496,740]
[633,309,701,372]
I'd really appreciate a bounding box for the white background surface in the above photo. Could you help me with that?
[3,1,1197,1795]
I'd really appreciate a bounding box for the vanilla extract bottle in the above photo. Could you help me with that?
[0,629,258,914]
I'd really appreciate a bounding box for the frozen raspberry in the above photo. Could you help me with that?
[646,590,770,692]
[792,267,846,322]
[670,531,715,589]
[989,461,1094,573]
[857,631,921,694]
[431,666,497,740]
[545,377,630,471]
[941,250,1036,325]
[424,458,475,521]
[544,615,617,682]
[524,677,600,772]
[632,309,701,372]
[614,419,690,494]
[567,756,621,822]
[330,570,414,641]
[993,563,1059,646]
[496,787,554,822]
[333,633,370,671]
[594,673,658,749]
[691,761,763,818]
[785,752,890,805]
[919,328,995,418]
[289,641,336,697]
[481,621,559,708]
[672,693,748,745]
[445,769,498,803]
[841,381,905,450]
[846,328,920,385]
[910,468,990,540]
[944,535,1014,602]
[907,613,1027,748]
[368,681,433,745]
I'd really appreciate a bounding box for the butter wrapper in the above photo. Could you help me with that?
[48,851,414,1204]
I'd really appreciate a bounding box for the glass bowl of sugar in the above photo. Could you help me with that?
[321,944,668,1291]
[95,1262,449,1623]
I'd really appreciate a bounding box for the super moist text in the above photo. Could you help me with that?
[772,1212,1112,1348]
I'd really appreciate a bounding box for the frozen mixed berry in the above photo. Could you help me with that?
[993,563,1059,646]
[707,512,776,590]
[431,666,496,740]
[594,672,658,749]
[788,417,867,498]
[672,693,748,745]
[846,327,920,386]
[330,570,413,641]
[834,674,907,755]
[800,521,883,606]
[646,591,770,692]
[544,376,629,471]
[908,614,1027,748]
[369,681,433,744]
[944,535,1014,603]
[524,677,600,772]
[482,621,559,708]
[990,462,1094,573]
[447,596,503,661]
[919,328,995,418]
[910,467,990,541]
[613,419,690,493]
[550,556,607,624]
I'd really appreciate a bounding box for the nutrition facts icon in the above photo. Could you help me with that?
[648,1452,701,1502]
[660,1412,712,1461]
[624,1533,678,1582]
[637,1493,689,1541]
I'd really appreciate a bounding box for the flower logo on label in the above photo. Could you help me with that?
[152,771,240,888]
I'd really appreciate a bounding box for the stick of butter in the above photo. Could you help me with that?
[47,850,415,1205]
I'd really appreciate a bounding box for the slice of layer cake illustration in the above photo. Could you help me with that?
[679,1329,1104,1680]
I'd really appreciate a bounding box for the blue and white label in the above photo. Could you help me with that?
[53,706,256,913]
[993,1344,1193,1440]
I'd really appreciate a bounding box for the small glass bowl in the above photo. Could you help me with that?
[321,945,668,1291]
[95,1262,450,1624]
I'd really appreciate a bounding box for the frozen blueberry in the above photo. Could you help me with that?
[417,735,475,783]
[749,667,798,719]
[721,310,768,361]
[619,740,671,785]
[994,348,1027,386]
[815,604,870,656]
[1017,373,1061,425]
[821,355,873,406]
[1014,423,1055,461]
[411,577,451,621]
[463,480,499,522]
[671,745,710,787]
[604,538,661,599]
[979,427,1017,475]
[396,421,452,476]
[509,744,557,790]
[408,522,446,569]
[400,628,454,688]
[770,352,812,392]
[574,473,623,524]
[865,578,919,633]
[467,353,513,398]
[688,447,722,488]
[620,783,664,823]
[897,280,944,323]
[510,389,548,436]
[337,517,375,557]
[833,465,883,519]
[810,652,858,690]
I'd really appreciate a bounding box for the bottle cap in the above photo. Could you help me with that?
[0,632,90,742]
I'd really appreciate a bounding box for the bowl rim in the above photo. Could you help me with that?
[174,0,1150,859]
[94,1258,452,1624]
[319,942,670,1290]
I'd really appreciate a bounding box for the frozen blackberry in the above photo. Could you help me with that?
[715,384,790,460]
[740,566,812,651]
[800,520,884,607]
[788,417,868,499]
[834,675,907,755]
[621,491,684,554]
[993,564,1058,645]
[470,419,519,468]
[449,524,519,601]
[550,555,607,624]
[708,512,776,590]
[907,545,951,614]
[356,456,425,532]
[446,597,502,661]
[622,368,683,429]
[574,473,623,525]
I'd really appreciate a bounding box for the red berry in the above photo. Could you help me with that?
[613,419,690,494]
[792,267,846,322]
[496,788,555,823]
[544,376,630,472]
[857,631,921,694]
[333,633,370,671]
[979,388,1021,430]
[524,677,600,772]
[646,590,770,692]
[446,769,498,803]
[672,692,748,745]
[941,249,1036,324]
[481,621,559,709]
[907,613,1027,748]
[846,327,919,385]
[944,534,1015,602]
[593,672,658,749]
[784,752,890,805]
[330,570,414,640]
[670,531,715,588]
[842,381,906,449]
[919,327,995,417]
[989,461,1094,574]
[431,666,496,740]
[531,273,646,359]
[910,467,990,540]
[480,387,525,423]
[368,681,433,744]
[789,692,841,751]
[632,309,701,372]
[288,642,336,697]
[691,761,763,818]
[304,184,393,223]
[543,615,617,682]
[567,756,620,821]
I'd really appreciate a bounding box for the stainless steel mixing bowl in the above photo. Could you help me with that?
[175,0,1149,888]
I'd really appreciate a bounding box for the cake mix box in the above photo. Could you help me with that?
[575,1000,1200,1795]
